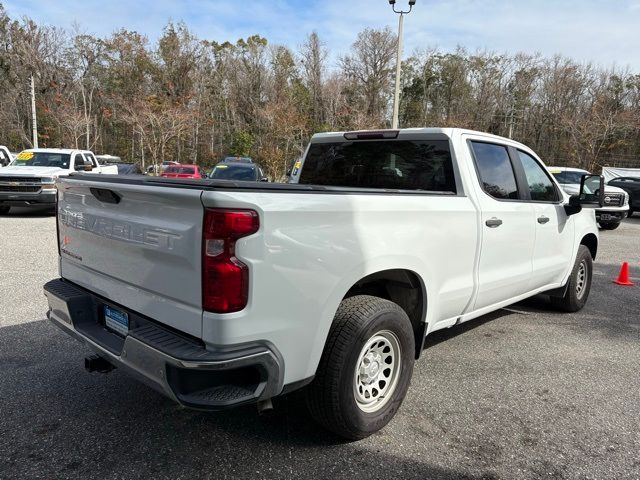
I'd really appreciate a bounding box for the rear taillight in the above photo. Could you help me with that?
[202,208,259,313]
[55,188,61,255]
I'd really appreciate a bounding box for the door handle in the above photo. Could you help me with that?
[485,217,503,228]
[537,216,550,224]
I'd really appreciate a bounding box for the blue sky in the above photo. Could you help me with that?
[5,0,640,70]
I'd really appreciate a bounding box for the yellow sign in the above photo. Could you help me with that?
[548,168,561,174]
[16,151,34,161]
[215,165,228,169]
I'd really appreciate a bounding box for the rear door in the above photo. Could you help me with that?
[57,177,205,337]
[466,138,536,311]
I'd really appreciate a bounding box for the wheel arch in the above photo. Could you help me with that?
[580,233,598,260]
[342,268,428,359]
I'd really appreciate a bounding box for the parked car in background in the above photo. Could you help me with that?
[0,148,118,215]
[95,154,122,165]
[45,128,601,440]
[161,164,204,179]
[115,163,144,175]
[222,156,253,164]
[210,161,267,181]
[147,161,180,174]
[548,166,629,229]
[607,176,640,217]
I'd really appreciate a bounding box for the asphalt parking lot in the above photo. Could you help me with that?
[1,208,639,480]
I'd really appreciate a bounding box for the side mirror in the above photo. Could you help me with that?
[564,174,604,216]
[579,174,604,207]
[286,169,292,177]
[83,163,93,172]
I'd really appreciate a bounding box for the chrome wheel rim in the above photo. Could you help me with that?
[353,330,401,413]
[576,260,588,299]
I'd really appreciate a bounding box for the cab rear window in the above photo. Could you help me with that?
[298,140,456,193]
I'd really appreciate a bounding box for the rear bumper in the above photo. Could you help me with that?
[0,191,56,206]
[43,278,284,410]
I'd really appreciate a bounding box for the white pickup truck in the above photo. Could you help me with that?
[0,148,117,214]
[44,128,602,439]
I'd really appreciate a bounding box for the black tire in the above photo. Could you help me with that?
[628,209,635,217]
[551,245,593,312]
[0,206,10,215]
[305,295,415,440]
[598,221,620,230]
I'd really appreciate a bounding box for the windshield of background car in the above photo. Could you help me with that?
[13,151,71,168]
[211,164,257,180]
[223,156,252,163]
[552,170,589,184]
[165,166,195,174]
[298,140,456,192]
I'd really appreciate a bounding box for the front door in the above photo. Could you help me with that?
[515,149,575,288]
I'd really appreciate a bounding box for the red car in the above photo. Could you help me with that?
[160,164,203,179]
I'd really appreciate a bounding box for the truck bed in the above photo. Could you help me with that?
[61,172,457,195]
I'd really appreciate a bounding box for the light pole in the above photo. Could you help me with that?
[30,75,38,148]
[389,0,415,129]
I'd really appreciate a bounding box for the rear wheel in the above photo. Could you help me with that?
[598,221,620,230]
[0,206,10,215]
[305,295,415,440]
[551,245,593,312]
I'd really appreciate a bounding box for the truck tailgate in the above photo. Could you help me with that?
[57,177,204,337]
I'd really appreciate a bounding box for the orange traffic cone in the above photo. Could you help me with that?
[613,262,634,286]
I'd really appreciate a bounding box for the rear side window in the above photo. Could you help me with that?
[298,140,456,193]
[517,150,559,202]
[470,142,518,200]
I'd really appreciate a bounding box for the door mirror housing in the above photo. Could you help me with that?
[83,163,93,172]
[579,174,604,207]
[564,174,604,216]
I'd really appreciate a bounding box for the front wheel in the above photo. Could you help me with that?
[0,206,10,215]
[305,295,415,440]
[598,221,621,230]
[551,245,593,312]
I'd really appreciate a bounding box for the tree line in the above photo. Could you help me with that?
[1,5,639,179]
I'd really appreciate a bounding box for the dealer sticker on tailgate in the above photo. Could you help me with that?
[104,305,129,336]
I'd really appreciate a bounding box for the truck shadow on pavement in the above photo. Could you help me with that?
[0,319,497,480]
[423,262,639,351]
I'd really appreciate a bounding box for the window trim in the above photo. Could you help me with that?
[467,139,524,202]
[467,139,564,205]
[512,148,563,204]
